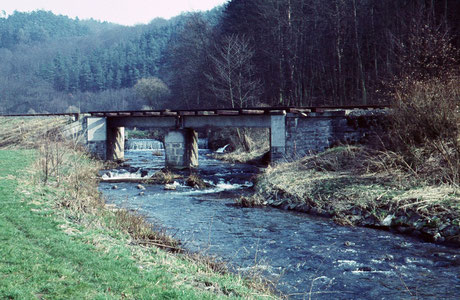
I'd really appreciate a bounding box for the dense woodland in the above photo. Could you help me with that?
[0,0,459,114]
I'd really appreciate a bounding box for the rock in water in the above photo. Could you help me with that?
[164,181,180,190]
[137,184,146,190]
[381,215,394,227]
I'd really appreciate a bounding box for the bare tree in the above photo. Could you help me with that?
[206,34,262,108]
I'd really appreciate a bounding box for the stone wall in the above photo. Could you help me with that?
[285,110,387,159]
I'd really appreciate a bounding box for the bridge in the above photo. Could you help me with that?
[3,105,387,168]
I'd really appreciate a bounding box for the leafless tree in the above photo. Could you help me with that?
[206,34,262,108]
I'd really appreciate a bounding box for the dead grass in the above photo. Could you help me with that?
[146,169,181,184]
[186,173,211,189]
[0,116,69,149]
[256,145,460,227]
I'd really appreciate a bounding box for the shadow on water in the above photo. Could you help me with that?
[100,142,460,299]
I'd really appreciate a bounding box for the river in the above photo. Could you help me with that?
[100,141,460,299]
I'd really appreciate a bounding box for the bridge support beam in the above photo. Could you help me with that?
[164,129,198,169]
[270,115,286,162]
[107,126,125,161]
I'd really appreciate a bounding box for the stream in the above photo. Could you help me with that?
[100,140,459,299]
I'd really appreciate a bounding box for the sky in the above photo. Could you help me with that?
[1,0,230,26]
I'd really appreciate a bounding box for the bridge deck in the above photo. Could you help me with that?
[89,105,387,118]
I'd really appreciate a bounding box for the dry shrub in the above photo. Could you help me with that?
[111,209,180,251]
[383,12,460,185]
[185,173,210,189]
[147,169,180,184]
[36,130,104,213]
[386,77,459,185]
[300,145,370,172]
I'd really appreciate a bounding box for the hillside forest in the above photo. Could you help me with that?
[0,0,459,114]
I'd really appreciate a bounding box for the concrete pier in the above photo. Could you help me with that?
[107,127,125,161]
[164,129,198,169]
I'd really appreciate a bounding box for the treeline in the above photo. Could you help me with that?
[0,1,459,114]
[0,10,91,48]
[162,0,460,108]
[38,28,171,92]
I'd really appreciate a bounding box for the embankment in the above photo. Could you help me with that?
[0,116,275,299]
[243,146,460,246]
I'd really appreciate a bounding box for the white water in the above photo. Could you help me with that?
[125,139,164,151]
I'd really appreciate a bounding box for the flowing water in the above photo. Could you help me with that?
[100,140,460,299]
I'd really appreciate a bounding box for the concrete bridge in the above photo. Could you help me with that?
[81,106,386,168]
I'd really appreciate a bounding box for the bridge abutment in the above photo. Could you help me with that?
[87,117,107,160]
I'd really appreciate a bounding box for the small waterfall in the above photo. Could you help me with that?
[125,139,164,151]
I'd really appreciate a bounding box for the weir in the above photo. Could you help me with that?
[82,107,386,168]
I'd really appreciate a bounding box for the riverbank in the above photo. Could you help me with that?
[0,117,275,299]
[240,145,459,246]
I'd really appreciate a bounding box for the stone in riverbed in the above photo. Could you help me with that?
[380,214,394,227]
[137,184,146,190]
[344,241,355,247]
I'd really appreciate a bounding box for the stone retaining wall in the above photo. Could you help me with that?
[285,110,387,159]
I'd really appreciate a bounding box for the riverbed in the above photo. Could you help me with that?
[100,145,460,299]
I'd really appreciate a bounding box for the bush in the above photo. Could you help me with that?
[386,76,459,184]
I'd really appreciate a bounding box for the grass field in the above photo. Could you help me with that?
[0,133,274,299]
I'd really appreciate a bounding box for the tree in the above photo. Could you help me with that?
[134,77,170,109]
[206,34,261,108]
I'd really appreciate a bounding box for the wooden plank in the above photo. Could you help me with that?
[268,110,286,115]
[117,112,131,116]
[288,108,311,114]
[132,112,145,116]
[241,109,265,115]
[216,110,239,115]
[161,111,178,116]
[144,111,161,116]
[196,111,215,116]
[92,112,105,117]
[106,112,118,117]
[179,111,195,116]
[311,108,324,113]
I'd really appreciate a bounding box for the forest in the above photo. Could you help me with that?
[0,0,459,114]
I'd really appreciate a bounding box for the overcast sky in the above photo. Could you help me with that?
[1,0,230,26]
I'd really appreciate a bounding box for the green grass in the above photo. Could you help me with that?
[0,150,273,299]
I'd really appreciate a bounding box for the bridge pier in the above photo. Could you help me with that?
[107,126,125,161]
[164,129,198,169]
[270,115,286,162]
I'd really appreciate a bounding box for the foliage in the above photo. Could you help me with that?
[134,77,170,109]
[1,2,460,113]
[0,11,91,48]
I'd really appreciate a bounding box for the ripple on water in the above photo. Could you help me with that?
[100,148,460,299]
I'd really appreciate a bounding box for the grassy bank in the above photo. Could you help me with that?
[246,145,459,245]
[0,117,274,299]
